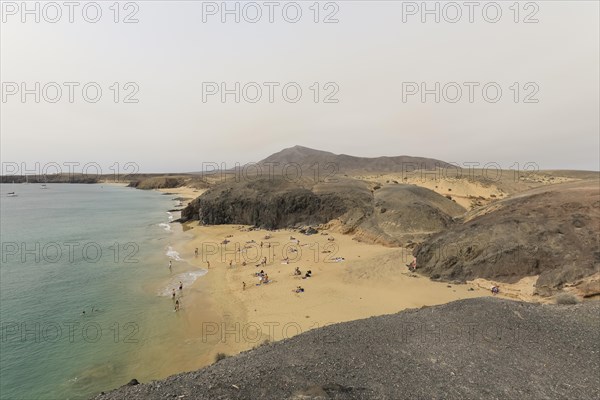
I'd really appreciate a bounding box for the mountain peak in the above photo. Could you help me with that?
[258,146,452,173]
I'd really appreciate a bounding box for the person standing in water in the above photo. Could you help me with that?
[179,281,183,291]
[172,288,176,300]
[169,260,172,271]
[174,300,180,312]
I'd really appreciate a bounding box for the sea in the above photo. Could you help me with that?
[0,183,206,400]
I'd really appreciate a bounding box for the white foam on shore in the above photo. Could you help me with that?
[166,246,183,261]
[167,212,174,221]
[159,269,208,296]
[159,222,172,232]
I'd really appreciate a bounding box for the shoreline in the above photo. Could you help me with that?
[115,186,240,381]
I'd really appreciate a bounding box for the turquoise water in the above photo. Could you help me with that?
[0,184,197,400]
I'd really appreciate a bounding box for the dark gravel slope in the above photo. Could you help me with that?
[94,298,600,400]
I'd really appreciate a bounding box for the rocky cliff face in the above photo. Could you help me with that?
[127,175,209,190]
[181,177,464,246]
[182,188,353,229]
[414,180,600,296]
[180,177,371,230]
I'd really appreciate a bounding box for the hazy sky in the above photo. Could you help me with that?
[1,1,599,174]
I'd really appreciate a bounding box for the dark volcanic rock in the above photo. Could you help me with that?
[93,298,600,400]
[181,177,464,246]
[127,176,186,189]
[305,227,319,235]
[414,180,600,295]
[181,177,367,230]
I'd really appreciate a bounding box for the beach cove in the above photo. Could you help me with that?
[147,186,495,377]
[0,183,523,399]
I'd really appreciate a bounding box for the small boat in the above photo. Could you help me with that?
[7,192,17,197]
[41,184,48,189]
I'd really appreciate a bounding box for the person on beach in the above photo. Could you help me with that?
[407,258,417,272]
[294,267,302,276]
[195,248,199,257]
[172,288,176,300]
[207,261,210,269]
[294,286,304,293]
[179,281,183,291]
[491,286,499,295]
[243,282,246,291]
[303,270,312,279]
[174,300,180,312]
[169,260,172,270]
[229,260,233,268]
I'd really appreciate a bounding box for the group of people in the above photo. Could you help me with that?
[191,233,324,297]
[172,281,183,312]
[294,267,312,279]
[255,270,270,284]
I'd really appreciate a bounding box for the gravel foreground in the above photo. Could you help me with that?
[94,298,600,400]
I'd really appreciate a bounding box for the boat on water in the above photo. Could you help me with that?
[7,192,18,197]
[41,184,47,189]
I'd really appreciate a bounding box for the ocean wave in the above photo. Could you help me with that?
[158,222,172,232]
[165,246,182,261]
[159,269,208,296]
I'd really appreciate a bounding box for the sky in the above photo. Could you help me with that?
[1,1,599,174]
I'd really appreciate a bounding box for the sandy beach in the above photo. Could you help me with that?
[147,187,495,369]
